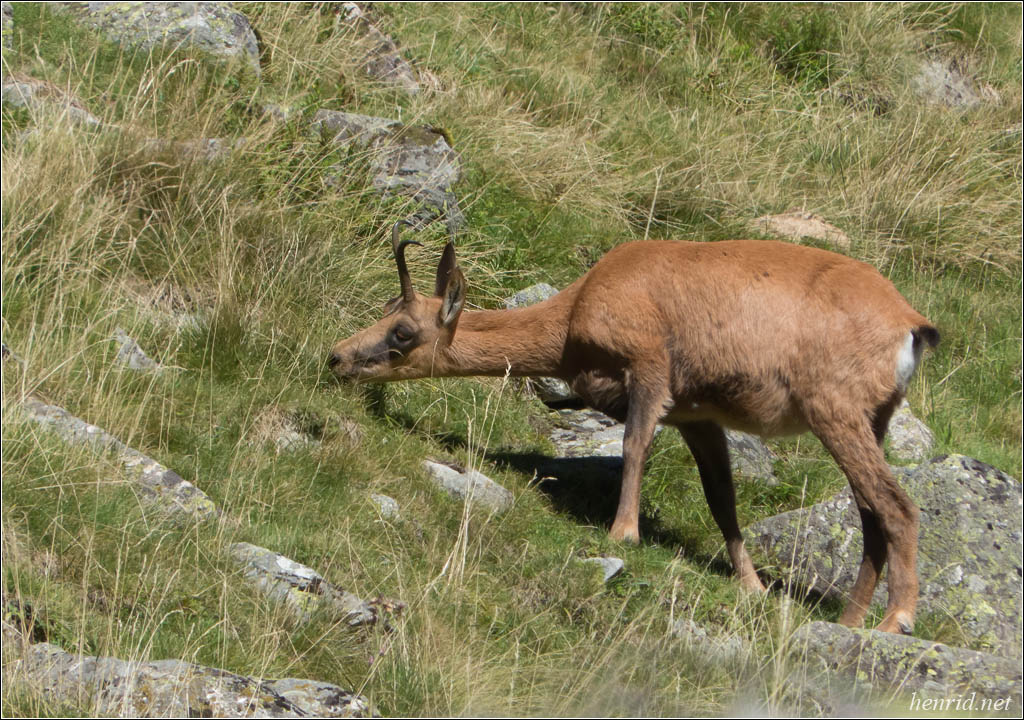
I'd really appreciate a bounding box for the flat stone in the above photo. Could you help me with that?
[913,58,1000,108]
[583,556,624,582]
[228,543,384,627]
[21,398,216,521]
[750,455,1022,658]
[750,211,850,250]
[422,460,513,512]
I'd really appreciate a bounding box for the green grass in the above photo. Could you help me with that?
[2,2,1021,716]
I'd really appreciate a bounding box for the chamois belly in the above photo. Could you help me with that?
[570,367,807,437]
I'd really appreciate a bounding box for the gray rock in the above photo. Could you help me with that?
[913,58,1000,109]
[583,556,624,582]
[422,460,513,512]
[312,109,463,228]
[750,455,1022,658]
[724,429,777,483]
[2,1,12,49]
[229,543,384,627]
[340,3,420,95]
[21,397,217,521]
[114,327,161,371]
[549,408,664,459]
[792,621,1021,709]
[886,399,934,463]
[503,283,560,310]
[1,74,102,126]
[370,493,400,520]
[7,636,376,717]
[53,2,260,77]
[503,284,575,403]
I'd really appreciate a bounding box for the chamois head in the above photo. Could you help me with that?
[328,222,466,382]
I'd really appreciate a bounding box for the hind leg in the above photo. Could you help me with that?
[677,421,765,593]
[811,410,918,634]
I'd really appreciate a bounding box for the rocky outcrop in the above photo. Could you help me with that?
[422,460,513,512]
[229,543,389,627]
[53,2,260,77]
[4,629,376,717]
[750,455,1022,658]
[793,621,1021,709]
[886,399,935,463]
[312,109,463,228]
[1,73,102,126]
[21,398,217,522]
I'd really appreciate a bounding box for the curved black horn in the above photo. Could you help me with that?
[392,220,422,303]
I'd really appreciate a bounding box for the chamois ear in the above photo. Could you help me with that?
[439,266,466,330]
[435,242,457,297]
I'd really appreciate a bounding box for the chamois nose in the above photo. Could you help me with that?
[328,352,342,370]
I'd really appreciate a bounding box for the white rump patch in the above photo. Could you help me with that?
[894,331,920,390]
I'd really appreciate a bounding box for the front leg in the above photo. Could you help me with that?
[609,378,669,543]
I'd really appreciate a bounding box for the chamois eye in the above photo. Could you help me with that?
[392,326,414,344]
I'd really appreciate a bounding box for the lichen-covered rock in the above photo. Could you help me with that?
[750,455,1022,658]
[229,543,387,627]
[792,621,1021,710]
[370,494,400,520]
[583,556,624,582]
[550,409,629,458]
[21,398,217,521]
[724,429,777,484]
[312,109,463,228]
[422,460,513,512]
[2,2,13,49]
[7,636,377,717]
[114,327,161,371]
[504,283,576,403]
[886,399,935,463]
[340,3,420,95]
[1,73,102,126]
[53,2,260,77]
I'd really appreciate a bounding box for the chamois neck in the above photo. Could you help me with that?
[439,293,572,378]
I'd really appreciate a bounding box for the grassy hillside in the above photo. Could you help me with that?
[2,2,1021,716]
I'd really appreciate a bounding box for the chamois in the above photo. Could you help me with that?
[328,222,939,634]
